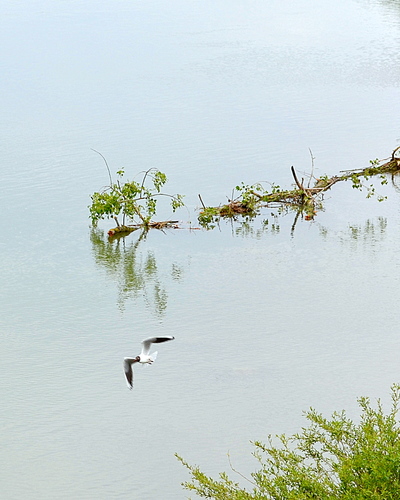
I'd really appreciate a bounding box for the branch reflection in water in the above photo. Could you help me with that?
[90,227,185,314]
[217,208,389,249]
[339,217,388,249]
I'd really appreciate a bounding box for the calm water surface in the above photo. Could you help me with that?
[1,1,400,498]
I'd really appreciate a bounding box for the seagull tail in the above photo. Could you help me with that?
[150,351,158,362]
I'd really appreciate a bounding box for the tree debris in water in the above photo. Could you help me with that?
[198,147,400,228]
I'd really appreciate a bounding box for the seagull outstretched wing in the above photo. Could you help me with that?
[141,336,175,356]
[123,357,139,389]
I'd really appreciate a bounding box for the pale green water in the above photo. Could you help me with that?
[1,1,400,498]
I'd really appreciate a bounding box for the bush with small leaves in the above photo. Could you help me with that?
[177,385,400,499]
[89,160,184,228]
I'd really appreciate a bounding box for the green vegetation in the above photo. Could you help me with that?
[198,149,400,229]
[89,150,184,232]
[177,384,400,499]
[89,147,400,233]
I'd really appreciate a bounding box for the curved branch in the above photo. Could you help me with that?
[92,149,113,186]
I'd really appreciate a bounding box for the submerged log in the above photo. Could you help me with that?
[107,220,180,236]
[107,225,139,236]
[198,147,400,226]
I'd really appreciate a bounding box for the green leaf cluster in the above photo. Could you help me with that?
[177,384,400,499]
[198,207,221,229]
[235,182,281,209]
[89,167,184,227]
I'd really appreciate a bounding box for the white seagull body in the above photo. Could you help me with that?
[123,336,175,389]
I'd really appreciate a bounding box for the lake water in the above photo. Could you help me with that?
[1,1,400,498]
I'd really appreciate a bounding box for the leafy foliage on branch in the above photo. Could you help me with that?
[177,384,400,499]
[89,152,184,228]
[198,149,400,229]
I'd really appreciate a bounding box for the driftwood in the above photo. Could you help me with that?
[108,220,179,236]
[103,147,400,234]
[198,147,400,225]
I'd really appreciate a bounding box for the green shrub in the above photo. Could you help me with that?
[89,151,184,227]
[177,385,400,499]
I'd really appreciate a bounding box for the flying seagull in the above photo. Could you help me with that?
[123,336,175,389]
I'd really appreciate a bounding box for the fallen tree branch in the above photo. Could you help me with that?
[198,147,400,228]
[291,165,305,191]
[108,220,179,237]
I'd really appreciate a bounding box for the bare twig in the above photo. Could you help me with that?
[91,149,113,186]
[227,452,256,487]
[198,194,206,210]
[291,166,305,191]
[140,167,154,191]
[392,146,400,160]
[307,148,315,188]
